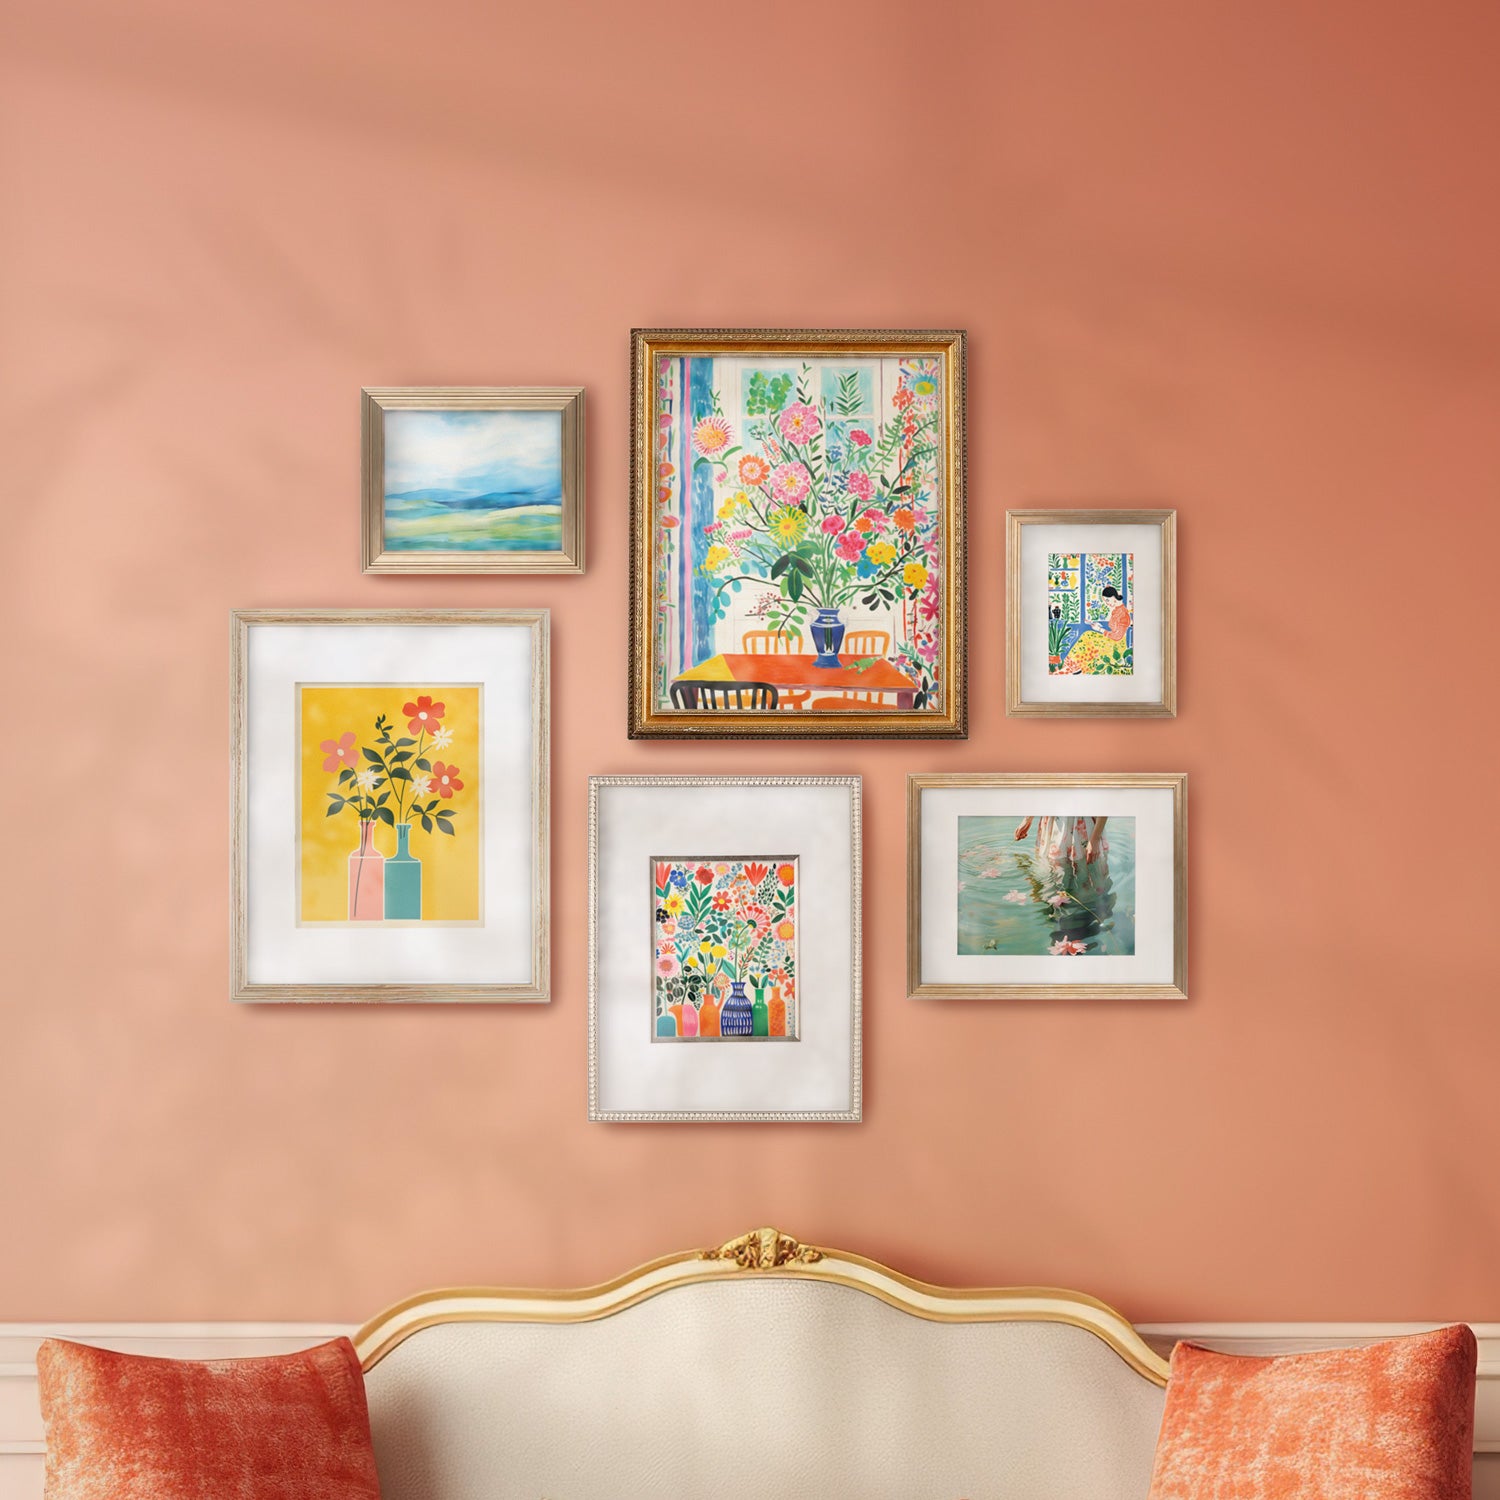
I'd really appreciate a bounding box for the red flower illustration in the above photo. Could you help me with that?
[403,695,446,735]
[744,862,769,885]
[695,865,714,884]
[431,761,463,798]
[320,731,357,773]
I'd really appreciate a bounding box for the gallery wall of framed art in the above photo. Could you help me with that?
[236,335,1184,1113]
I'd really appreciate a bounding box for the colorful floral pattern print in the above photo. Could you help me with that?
[651,857,798,1040]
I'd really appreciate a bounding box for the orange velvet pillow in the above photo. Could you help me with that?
[36,1336,382,1500]
[1147,1324,1476,1500]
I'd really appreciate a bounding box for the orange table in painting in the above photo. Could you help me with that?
[673,653,920,709]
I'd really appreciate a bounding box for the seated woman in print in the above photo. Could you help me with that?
[1057,586,1130,674]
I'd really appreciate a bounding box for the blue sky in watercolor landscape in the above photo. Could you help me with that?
[383,409,563,504]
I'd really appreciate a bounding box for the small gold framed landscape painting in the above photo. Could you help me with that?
[361,387,585,574]
[1006,509,1176,716]
[628,328,966,738]
[907,772,1187,1000]
[230,609,549,1003]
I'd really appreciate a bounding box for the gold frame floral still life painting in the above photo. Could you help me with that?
[629,329,966,738]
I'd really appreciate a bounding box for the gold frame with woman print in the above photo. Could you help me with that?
[1005,509,1177,717]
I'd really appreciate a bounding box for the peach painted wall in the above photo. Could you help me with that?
[1,0,1497,1322]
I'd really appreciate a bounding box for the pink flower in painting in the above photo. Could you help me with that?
[834,529,865,562]
[844,470,873,502]
[403,695,446,735]
[917,633,939,663]
[1003,890,1030,904]
[848,429,872,447]
[656,954,680,978]
[1047,892,1070,908]
[692,415,733,457]
[769,462,811,505]
[821,515,845,536]
[430,761,464,798]
[321,731,357,773]
[918,577,941,622]
[777,403,821,445]
[861,508,889,532]
[1048,937,1089,956]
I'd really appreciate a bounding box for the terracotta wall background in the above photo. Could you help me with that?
[1,0,1497,1321]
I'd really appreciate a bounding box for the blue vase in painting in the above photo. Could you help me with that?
[384,823,422,920]
[720,981,754,1037]
[810,607,846,668]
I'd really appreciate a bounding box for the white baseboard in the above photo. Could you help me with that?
[3,1322,1498,1499]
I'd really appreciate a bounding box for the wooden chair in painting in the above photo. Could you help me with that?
[742,629,808,710]
[670,681,780,711]
[808,629,895,711]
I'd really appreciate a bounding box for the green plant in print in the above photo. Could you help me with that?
[690,361,943,688]
[651,858,799,1041]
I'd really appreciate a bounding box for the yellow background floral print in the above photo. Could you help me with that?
[297,683,482,923]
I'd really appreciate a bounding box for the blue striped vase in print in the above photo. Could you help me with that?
[720,981,754,1037]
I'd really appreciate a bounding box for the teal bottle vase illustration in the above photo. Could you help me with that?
[383,822,422,920]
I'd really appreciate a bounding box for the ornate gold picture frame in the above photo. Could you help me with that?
[361,387,585,575]
[628,329,966,738]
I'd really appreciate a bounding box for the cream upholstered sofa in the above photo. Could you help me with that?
[353,1226,1171,1500]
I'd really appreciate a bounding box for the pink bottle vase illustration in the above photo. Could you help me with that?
[348,820,385,920]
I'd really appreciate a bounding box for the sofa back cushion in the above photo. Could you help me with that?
[363,1277,1167,1500]
[1147,1324,1477,1500]
[36,1336,381,1500]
